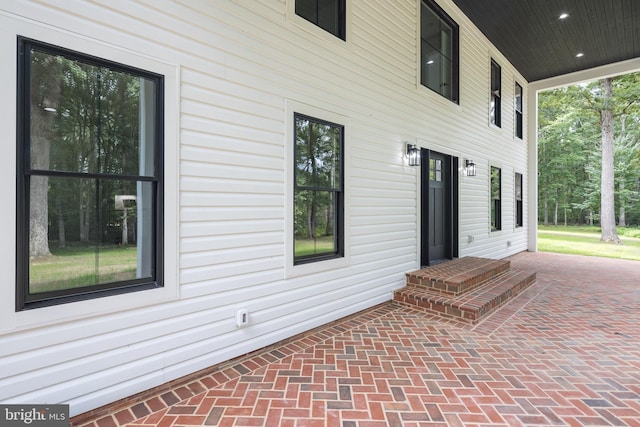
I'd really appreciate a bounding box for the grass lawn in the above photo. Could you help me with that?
[30,245,138,293]
[295,236,335,257]
[538,225,640,261]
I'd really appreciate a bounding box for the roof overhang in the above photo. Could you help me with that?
[451,0,640,85]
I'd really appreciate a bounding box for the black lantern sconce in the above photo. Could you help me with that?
[465,159,477,176]
[406,143,420,166]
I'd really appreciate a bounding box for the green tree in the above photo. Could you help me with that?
[538,86,591,225]
[33,51,144,258]
[29,52,63,258]
[538,71,640,235]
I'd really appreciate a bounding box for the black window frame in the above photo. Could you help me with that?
[515,172,523,228]
[491,166,502,231]
[295,0,346,41]
[515,82,523,139]
[293,113,344,265]
[490,59,501,127]
[420,0,460,104]
[16,36,165,310]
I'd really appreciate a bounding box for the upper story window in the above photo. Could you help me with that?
[16,37,164,310]
[295,0,346,40]
[293,113,344,264]
[515,82,523,139]
[515,172,523,227]
[420,0,459,103]
[490,59,501,127]
[491,166,502,231]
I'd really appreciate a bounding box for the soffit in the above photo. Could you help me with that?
[450,0,640,82]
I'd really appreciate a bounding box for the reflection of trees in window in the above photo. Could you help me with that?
[293,114,343,263]
[515,172,523,227]
[515,83,523,138]
[17,38,163,308]
[491,166,502,231]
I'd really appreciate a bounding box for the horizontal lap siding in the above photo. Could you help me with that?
[0,0,528,415]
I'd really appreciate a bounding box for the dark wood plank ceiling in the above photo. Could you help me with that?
[451,0,640,82]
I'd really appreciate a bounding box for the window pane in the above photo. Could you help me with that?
[294,190,337,258]
[516,111,523,138]
[490,100,497,125]
[515,83,523,111]
[515,173,523,200]
[29,49,157,177]
[491,61,501,92]
[421,41,439,91]
[491,167,501,231]
[515,83,523,138]
[28,176,154,294]
[295,0,344,39]
[439,22,453,59]
[318,0,341,36]
[422,43,452,97]
[491,167,501,200]
[491,61,501,128]
[295,116,342,189]
[421,0,458,102]
[293,113,343,264]
[440,57,453,98]
[421,6,442,50]
[295,0,317,23]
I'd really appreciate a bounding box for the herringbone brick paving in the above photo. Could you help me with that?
[74,252,640,426]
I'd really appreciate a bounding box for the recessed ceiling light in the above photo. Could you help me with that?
[559,13,569,19]
[427,60,435,65]
[576,52,584,58]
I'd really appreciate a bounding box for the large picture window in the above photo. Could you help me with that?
[420,0,459,103]
[295,0,346,40]
[16,37,164,309]
[491,166,502,231]
[293,113,343,264]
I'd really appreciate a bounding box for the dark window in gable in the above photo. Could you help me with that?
[16,37,164,310]
[420,0,459,103]
[296,0,346,40]
[490,59,501,127]
[515,82,523,139]
[293,113,344,264]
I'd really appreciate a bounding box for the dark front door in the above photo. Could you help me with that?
[421,150,458,266]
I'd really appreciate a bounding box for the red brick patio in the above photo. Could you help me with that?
[73,252,640,427]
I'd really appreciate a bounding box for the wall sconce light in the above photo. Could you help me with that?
[465,159,477,176]
[406,143,420,166]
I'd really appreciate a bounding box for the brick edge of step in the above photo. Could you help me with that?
[405,258,512,296]
[394,270,537,324]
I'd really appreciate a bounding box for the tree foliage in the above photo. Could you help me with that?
[538,72,640,237]
[29,48,147,259]
[294,117,341,240]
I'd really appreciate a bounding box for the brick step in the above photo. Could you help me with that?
[406,256,511,296]
[394,269,536,324]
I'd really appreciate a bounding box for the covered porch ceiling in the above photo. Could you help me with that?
[451,0,640,83]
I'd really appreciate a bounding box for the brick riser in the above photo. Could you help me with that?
[395,259,537,324]
[406,257,511,296]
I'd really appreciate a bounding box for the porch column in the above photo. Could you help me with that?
[526,86,538,252]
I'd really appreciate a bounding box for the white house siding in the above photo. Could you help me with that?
[0,0,529,416]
